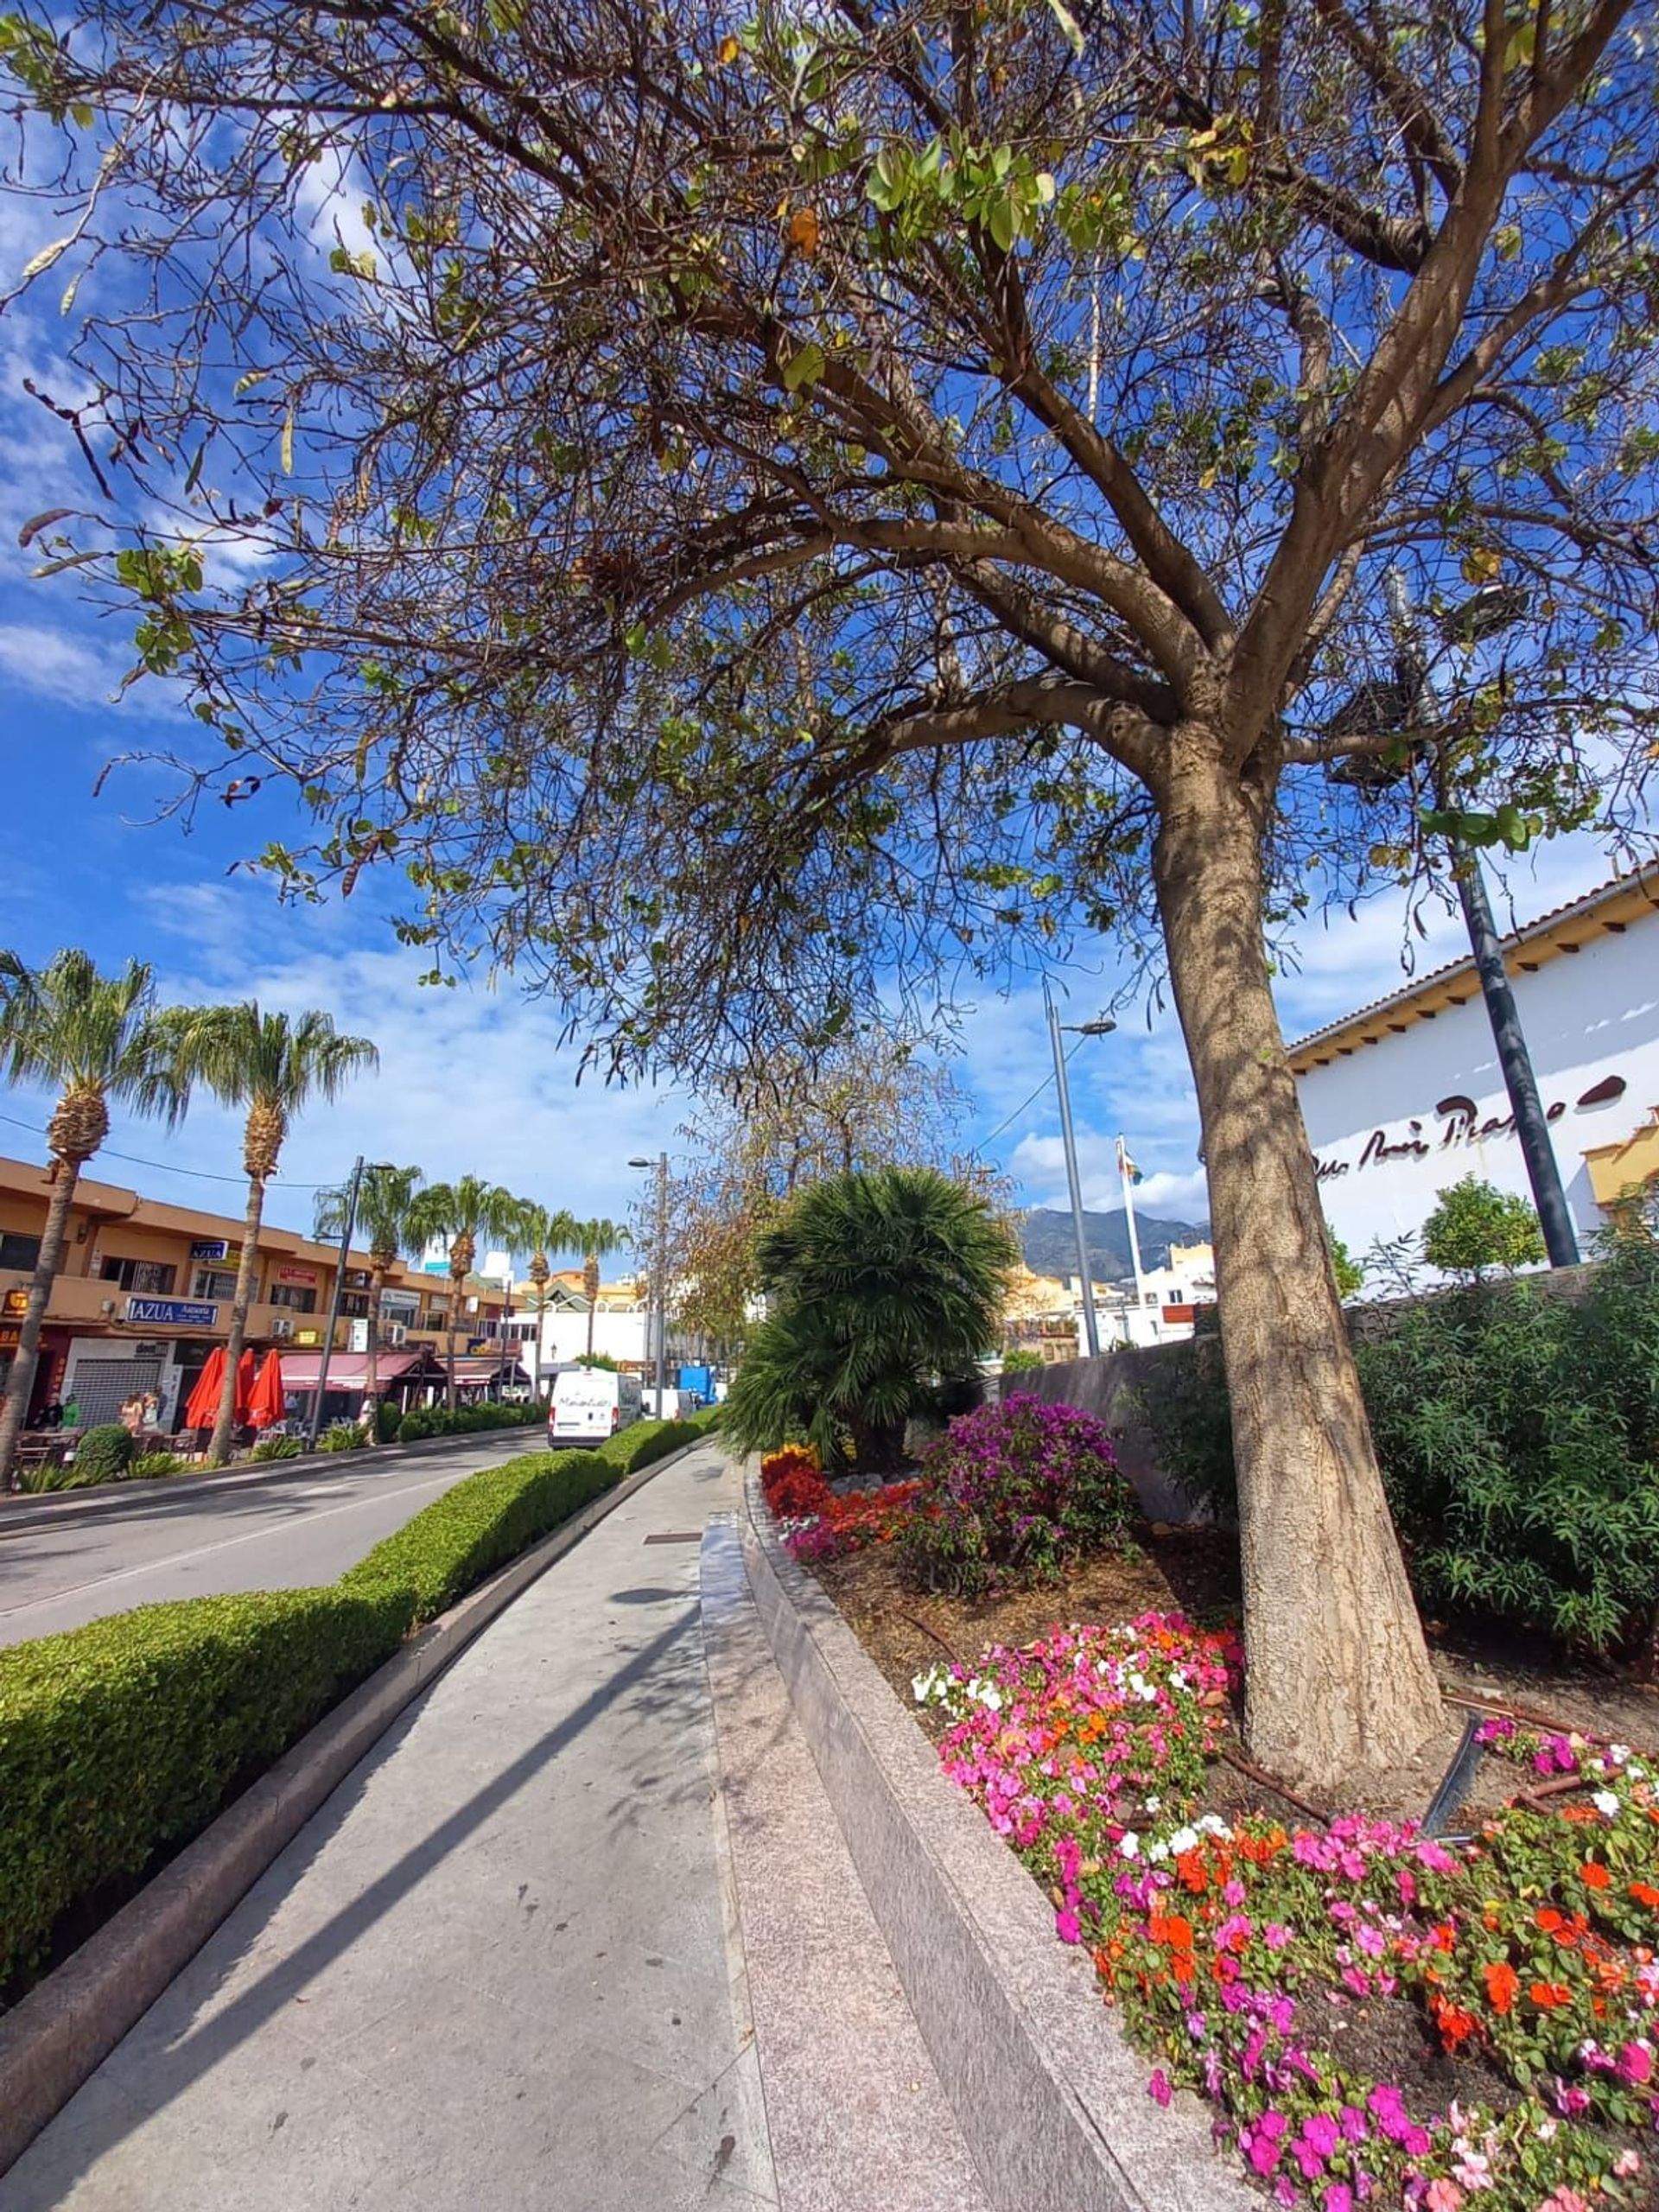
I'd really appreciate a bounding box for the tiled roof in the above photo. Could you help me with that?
[1287,861,1659,1070]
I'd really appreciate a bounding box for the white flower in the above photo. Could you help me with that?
[1145,1796,1162,1815]
[975,1683,1004,1713]
[912,1667,940,1703]
[1169,1668,1188,1689]
[1196,1814,1231,1838]
[1610,1744,1631,1766]
[1119,1832,1141,1859]
[1146,1838,1170,1863]
[1592,1789,1621,1818]
[1166,1826,1200,1857]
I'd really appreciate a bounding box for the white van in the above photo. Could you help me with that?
[548,1366,644,1448]
[644,1385,696,1421]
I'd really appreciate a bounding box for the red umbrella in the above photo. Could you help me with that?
[247,1350,286,1430]
[183,1347,226,1429]
[234,1347,257,1425]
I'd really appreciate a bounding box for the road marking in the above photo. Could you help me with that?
[0,1465,474,1622]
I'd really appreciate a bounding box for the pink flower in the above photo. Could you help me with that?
[1147,2068,1172,2108]
[1323,2190,1354,2212]
[1055,1908,1082,1945]
[1620,2040,1655,2086]
[1613,2150,1641,2179]
[1263,1923,1294,1952]
[1424,2183,1464,2212]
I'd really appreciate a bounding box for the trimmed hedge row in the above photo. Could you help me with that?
[340,1448,617,1625]
[0,1395,725,1994]
[396,1399,548,1444]
[0,1584,413,1992]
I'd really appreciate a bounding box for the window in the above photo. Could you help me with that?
[268,1283,318,1313]
[0,1231,41,1272]
[340,1292,370,1319]
[100,1256,177,1294]
[192,1268,238,1301]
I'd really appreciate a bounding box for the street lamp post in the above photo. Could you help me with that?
[1382,570,1580,1268]
[1043,982,1117,1361]
[628,1152,670,1412]
[308,1159,396,1451]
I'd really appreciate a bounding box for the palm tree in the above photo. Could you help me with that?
[723,1166,1016,1471]
[409,1176,519,1410]
[315,1163,423,1440]
[0,952,192,1491]
[513,1200,580,1313]
[567,1217,627,1359]
[171,1004,378,1465]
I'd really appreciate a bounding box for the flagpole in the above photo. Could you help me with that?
[1118,1135,1146,1314]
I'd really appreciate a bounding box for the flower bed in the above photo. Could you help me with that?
[912,1618,1658,2212]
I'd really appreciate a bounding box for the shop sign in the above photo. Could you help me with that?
[189,1238,230,1261]
[125,1296,218,1328]
[275,1264,318,1286]
[1314,1075,1628,1184]
[0,1321,20,1349]
[294,1328,321,1346]
[3,1287,29,1317]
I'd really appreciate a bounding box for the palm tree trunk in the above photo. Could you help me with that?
[209,1173,267,1466]
[365,1262,385,1441]
[447,1264,462,1412]
[0,1159,82,1492]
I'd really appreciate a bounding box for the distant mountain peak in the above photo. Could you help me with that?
[1019,1205,1208,1281]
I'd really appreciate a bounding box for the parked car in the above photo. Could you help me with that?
[549,1366,644,1447]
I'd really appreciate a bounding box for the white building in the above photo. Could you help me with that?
[1289,868,1659,1265]
[533,1280,653,1376]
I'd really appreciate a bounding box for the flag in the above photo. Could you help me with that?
[1116,1137,1142,1185]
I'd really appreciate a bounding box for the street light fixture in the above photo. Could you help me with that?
[628,1153,670,1412]
[1044,985,1117,1360]
[1324,569,1579,1268]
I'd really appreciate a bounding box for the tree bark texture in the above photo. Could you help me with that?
[209,1176,267,1465]
[1154,752,1444,1792]
[0,1160,82,1491]
[365,1259,386,1440]
[446,1266,462,1413]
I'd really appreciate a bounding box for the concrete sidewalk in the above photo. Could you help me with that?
[5,1445,776,2212]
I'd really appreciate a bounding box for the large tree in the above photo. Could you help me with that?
[0,952,191,1488]
[172,1003,378,1464]
[7,0,1659,1787]
[408,1177,518,1410]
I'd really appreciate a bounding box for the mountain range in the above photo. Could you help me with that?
[1018,1205,1209,1283]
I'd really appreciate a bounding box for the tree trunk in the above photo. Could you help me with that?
[447,1265,462,1413]
[0,1157,83,1491]
[209,1173,267,1466]
[1154,753,1443,1795]
[584,1252,599,1358]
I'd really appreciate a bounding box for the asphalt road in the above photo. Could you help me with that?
[0,1433,550,1649]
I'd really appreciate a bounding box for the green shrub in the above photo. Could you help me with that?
[897,1395,1138,1597]
[394,1400,544,1446]
[0,1584,413,1991]
[341,1448,616,1624]
[68,1423,135,1486]
[1421,1173,1547,1281]
[398,1408,435,1442]
[1000,1345,1045,1375]
[595,1415,704,1474]
[130,1452,186,1479]
[320,1421,365,1453]
[375,1401,404,1444]
[1135,1238,1659,1656]
[250,1434,303,1461]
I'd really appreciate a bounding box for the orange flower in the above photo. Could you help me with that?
[1430,1993,1480,2050]
[1483,1961,1519,2015]
[1529,1980,1573,2011]
[1175,1853,1210,1894]
[1630,1882,1659,1910]
[1580,1862,1611,1891]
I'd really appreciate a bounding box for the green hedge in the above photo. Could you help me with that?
[340,1448,617,1625]
[396,1398,547,1444]
[0,1584,412,1992]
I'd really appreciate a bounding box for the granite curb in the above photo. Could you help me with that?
[739,1464,1256,2212]
[0,1437,710,2179]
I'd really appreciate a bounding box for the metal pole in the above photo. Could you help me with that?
[308,1154,364,1450]
[1385,569,1580,1268]
[1046,982,1101,1359]
[654,1150,669,1411]
[1118,1137,1147,1304]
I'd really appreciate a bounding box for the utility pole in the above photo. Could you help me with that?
[1045,981,1101,1359]
[1386,569,1580,1268]
[309,1154,364,1450]
[654,1149,669,1412]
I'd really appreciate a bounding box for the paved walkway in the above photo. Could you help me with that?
[6,1446,777,2212]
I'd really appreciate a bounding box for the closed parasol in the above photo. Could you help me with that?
[246,1350,286,1430]
[182,1347,226,1429]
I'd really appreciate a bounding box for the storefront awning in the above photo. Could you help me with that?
[278,1350,426,1391]
[446,1354,531,1383]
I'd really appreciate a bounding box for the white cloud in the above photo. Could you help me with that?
[0,620,127,707]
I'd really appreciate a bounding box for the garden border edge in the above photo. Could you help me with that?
[0,1434,710,2178]
[740,1462,1257,2212]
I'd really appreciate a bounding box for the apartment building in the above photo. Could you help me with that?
[0,1154,514,1431]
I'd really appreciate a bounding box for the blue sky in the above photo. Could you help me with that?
[0,181,1639,1253]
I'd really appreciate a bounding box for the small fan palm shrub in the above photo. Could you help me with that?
[722,1166,1014,1472]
